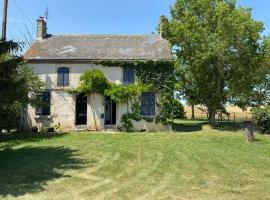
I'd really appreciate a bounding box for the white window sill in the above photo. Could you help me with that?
[34,115,52,119]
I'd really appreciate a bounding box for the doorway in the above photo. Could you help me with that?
[75,94,87,125]
[104,96,116,125]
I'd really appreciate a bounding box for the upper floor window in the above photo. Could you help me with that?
[123,67,134,85]
[141,92,155,116]
[57,67,69,86]
[36,91,51,116]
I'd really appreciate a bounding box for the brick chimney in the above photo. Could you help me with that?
[36,17,47,40]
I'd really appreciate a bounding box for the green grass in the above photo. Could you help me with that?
[0,121,270,200]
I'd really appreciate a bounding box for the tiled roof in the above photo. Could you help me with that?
[24,34,173,61]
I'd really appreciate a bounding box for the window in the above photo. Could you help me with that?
[123,67,134,85]
[36,92,51,116]
[141,92,155,116]
[57,67,69,86]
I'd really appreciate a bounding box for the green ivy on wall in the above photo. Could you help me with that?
[67,60,177,130]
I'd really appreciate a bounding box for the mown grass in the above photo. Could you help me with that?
[0,121,270,200]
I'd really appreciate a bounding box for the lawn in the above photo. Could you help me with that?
[0,121,270,200]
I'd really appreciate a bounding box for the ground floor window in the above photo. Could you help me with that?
[141,92,155,116]
[36,91,51,115]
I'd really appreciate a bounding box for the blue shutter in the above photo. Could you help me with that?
[149,93,155,115]
[141,92,155,116]
[36,92,51,115]
[57,70,63,86]
[42,92,51,115]
[63,69,69,86]
[123,68,128,85]
[129,68,134,84]
[57,67,69,86]
[123,67,134,85]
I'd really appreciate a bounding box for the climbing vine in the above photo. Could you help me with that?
[68,59,180,130]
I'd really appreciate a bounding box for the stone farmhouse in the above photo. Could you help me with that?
[23,17,173,132]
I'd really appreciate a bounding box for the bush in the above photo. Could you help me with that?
[252,107,270,134]
[172,99,186,119]
[31,126,38,133]
[121,113,133,132]
[77,69,109,94]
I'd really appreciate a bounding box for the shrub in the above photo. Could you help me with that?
[121,113,133,132]
[172,99,186,119]
[31,126,38,133]
[252,107,270,134]
[77,69,109,94]
[156,97,186,124]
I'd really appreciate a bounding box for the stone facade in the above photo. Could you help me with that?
[23,63,171,132]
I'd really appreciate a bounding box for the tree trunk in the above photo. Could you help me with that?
[90,94,98,131]
[191,104,195,120]
[209,109,216,126]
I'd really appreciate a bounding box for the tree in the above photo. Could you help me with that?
[229,37,270,109]
[0,40,43,133]
[166,0,266,125]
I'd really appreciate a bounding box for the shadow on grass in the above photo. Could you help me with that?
[173,120,208,132]
[0,133,68,149]
[0,146,84,197]
[212,122,243,132]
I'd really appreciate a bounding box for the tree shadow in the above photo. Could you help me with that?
[0,146,84,197]
[0,133,68,149]
[172,121,208,132]
[212,122,243,132]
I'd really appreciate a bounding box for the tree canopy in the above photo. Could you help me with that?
[164,0,269,125]
[0,40,43,133]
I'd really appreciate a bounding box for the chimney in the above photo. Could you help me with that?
[36,17,47,40]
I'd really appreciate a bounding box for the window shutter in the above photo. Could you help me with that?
[57,71,63,86]
[123,67,134,85]
[42,92,51,115]
[141,92,155,116]
[63,70,69,86]
[36,92,51,115]
[129,68,134,84]
[57,67,69,86]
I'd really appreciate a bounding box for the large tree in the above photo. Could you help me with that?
[0,40,43,133]
[166,0,267,125]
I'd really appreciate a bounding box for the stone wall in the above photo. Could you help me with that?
[24,63,172,132]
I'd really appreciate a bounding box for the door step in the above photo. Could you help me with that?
[104,125,117,131]
[75,125,88,131]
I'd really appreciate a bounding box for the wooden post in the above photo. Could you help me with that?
[243,120,254,142]
[1,0,8,41]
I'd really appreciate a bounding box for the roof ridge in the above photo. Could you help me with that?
[50,33,160,37]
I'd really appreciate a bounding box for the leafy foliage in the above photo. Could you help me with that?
[73,59,176,128]
[167,0,267,125]
[252,107,270,134]
[159,15,171,40]
[77,69,109,94]
[121,113,134,132]
[104,83,150,103]
[0,41,43,132]
[156,95,185,125]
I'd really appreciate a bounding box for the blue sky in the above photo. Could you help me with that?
[2,0,270,42]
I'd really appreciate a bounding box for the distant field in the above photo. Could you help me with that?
[184,105,252,121]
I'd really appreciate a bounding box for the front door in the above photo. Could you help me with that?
[76,94,87,125]
[105,97,116,125]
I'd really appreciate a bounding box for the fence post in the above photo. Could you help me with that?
[243,120,255,142]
